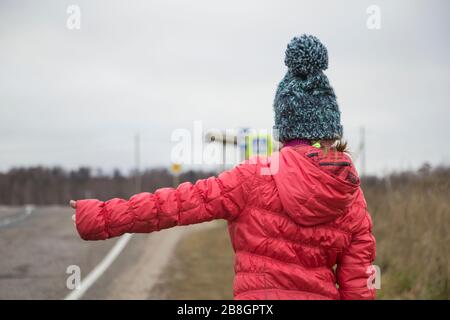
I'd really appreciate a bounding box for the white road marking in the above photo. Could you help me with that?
[103,222,219,299]
[64,233,133,300]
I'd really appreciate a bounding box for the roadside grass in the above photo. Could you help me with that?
[367,166,449,299]
[149,221,234,300]
[150,166,449,300]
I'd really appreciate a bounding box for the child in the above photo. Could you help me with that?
[70,34,376,300]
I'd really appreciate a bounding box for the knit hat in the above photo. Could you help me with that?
[273,34,343,142]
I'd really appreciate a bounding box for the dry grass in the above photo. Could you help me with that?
[364,166,449,299]
[151,166,450,300]
[149,222,234,300]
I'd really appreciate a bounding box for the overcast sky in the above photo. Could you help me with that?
[1,0,449,175]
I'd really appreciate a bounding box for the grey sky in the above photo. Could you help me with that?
[1,0,449,175]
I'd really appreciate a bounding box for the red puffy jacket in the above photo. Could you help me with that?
[76,145,376,300]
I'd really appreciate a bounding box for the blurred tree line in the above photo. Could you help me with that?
[0,167,215,205]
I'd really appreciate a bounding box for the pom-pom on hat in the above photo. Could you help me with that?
[273,34,343,142]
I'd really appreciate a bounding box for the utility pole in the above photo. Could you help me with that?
[359,126,366,177]
[222,131,227,172]
[221,130,238,172]
[205,130,238,172]
[134,133,141,193]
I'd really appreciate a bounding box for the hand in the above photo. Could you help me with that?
[69,200,77,225]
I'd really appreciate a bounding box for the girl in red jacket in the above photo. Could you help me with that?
[70,35,376,300]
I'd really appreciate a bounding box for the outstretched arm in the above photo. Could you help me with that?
[336,211,377,300]
[72,162,256,240]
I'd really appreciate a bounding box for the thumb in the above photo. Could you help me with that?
[69,200,77,209]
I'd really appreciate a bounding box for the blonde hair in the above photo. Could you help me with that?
[317,138,349,155]
[335,139,348,152]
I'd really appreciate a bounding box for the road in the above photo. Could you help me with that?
[0,205,210,299]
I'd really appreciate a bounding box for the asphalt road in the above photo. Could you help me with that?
[0,205,204,299]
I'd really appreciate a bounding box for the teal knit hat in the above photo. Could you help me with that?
[273,35,343,142]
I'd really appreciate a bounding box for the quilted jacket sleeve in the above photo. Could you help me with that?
[336,210,377,300]
[75,162,256,240]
